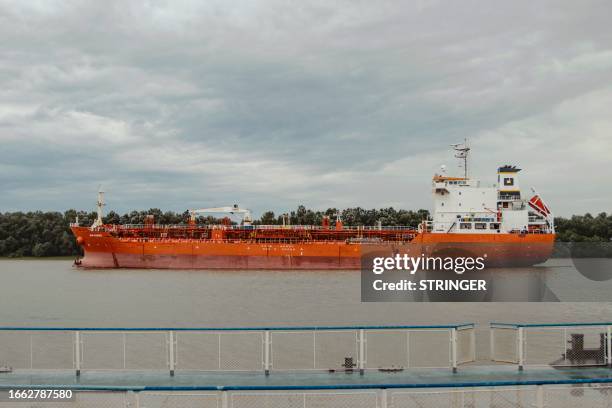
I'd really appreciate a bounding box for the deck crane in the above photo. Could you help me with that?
[188,205,253,226]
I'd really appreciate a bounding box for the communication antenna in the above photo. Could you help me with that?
[451,139,470,178]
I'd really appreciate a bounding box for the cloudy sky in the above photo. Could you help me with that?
[1,1,611,217]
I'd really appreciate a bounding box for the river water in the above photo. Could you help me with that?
[0,259,610,327]
[0,259,611,361]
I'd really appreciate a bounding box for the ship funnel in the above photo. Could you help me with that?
[497,165,521,200]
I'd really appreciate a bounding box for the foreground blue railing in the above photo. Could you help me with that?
[0,324,475,376]
[1,377,612,408]
[490,322,612,370]
[0,323,474,331]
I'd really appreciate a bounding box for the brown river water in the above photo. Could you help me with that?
[0,258,610,361]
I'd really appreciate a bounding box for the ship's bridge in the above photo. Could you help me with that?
[431,174,500,234]
[432,175,478,194]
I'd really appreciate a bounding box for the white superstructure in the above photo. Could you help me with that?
[429,145,554,234]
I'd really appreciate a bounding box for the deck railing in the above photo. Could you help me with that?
[0,324,475,376]
[113,237,415,244]
[490,322,612,370]
[95,224,418,231]
[2,382,612,407]
[134,384,612,408]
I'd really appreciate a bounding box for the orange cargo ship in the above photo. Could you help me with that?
[71,144,555,269]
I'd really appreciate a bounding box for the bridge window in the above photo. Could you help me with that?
[460,223,472,230]
[475,223,487,230]
[504,177,514,186]
[490,223,500,230]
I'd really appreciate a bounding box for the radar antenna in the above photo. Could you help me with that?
[451,139,470,178]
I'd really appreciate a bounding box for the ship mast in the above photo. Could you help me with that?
[451,139,470,178]
[92,187,105,228]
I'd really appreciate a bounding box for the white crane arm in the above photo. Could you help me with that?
[190,206,250,215]
[188,205,252,224]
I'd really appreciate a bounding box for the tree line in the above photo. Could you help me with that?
[0,207,610,257]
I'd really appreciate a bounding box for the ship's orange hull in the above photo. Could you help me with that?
[71,227,555,269]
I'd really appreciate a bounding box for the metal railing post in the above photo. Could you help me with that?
[221,391,229,408]
[168,331,175,376]
[264,330,271,375]
[358,329,365,375]
[490,326,495,361]
[518,327,524,371]
[451,328,458,373]
[380,388,388,408]
[535,385,544,408]
[606,326,612,367]
[74,331,81,376]
[133,391,140,408]
[470,327,476,362]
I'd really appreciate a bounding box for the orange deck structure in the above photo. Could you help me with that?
[71,223,555,269]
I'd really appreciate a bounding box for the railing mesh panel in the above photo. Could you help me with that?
[365,330,408,369]
[465,387,536,408]
[391,389,458,407]
[562,327,607,366]
[0,331,75,369]
[0,331,31,369]
[313,330,358,370]
[175,332,220,370]
[271,331,315,370]
[139,392,219,408]
[219,331,264,370]
[82,332,125,369]
[391,387,537,408]
[524,328,566,366]
[457,328,475,364]
[175,331,264,371]
[32,331,74,369]
[230,391,378,408]
[491,327,518,363]
[524,327,608,367]
[0,391,128,408]
[305,392,378,408]
[544,385,612,408]
[230,393,305,408]
[124,332,168,370]
[408,330,450,367]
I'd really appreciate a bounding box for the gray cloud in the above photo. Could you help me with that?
[1,0,611,216]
